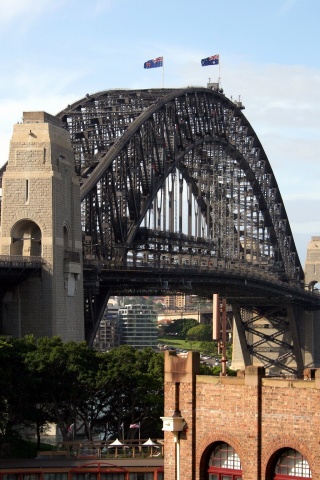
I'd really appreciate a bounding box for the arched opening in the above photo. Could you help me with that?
[307,280,320,293]
[63,224,70,251]
[270,448,311,479]
[206,441,242,480]
[10,220,42,257]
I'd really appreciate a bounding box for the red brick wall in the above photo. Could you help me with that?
[163,351,320,480]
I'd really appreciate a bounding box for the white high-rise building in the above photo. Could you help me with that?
[118,304,158,349]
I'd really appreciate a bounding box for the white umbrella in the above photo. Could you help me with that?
[142,438,158,457]
[108,438,123,457]
[110,438,123,446]
[142,438,157,446]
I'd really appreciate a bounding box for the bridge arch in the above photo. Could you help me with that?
[54,86,320,370]
[58,87,302,284]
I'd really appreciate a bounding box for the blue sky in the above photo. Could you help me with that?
[0,0,319,265]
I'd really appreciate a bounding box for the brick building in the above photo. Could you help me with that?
[162,350,320,480]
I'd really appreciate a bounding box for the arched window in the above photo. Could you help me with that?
[274,448,311,479]
[207,442,242,480]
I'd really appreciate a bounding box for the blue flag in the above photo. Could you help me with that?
[144,57,163,69]
[201,54,219,67]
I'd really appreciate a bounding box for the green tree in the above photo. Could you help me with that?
[210,365,237,376]
[25,340,164,442]
[199,341,218,356]
[163,318,198,337]
[186,324,212,342]
[96,346,164,440]
[25,337,99,441]
[0,336,38,456]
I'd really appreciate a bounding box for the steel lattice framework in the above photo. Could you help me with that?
[57,86,320,374]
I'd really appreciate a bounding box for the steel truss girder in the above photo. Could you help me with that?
[57,87,318,347]
[58,87,303,286]
[232,302,304,375]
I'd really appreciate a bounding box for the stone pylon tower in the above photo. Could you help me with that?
[303,236,320,366]
[0,112,84,341]
[304,236,320,289]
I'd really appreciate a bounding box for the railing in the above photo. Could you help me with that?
[0,254,43,266]
[55,439,164,460]
[82,257,299,288]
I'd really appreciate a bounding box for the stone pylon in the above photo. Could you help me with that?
[0,112,84,341]
[303,236,320,367]
[304,236,320,289]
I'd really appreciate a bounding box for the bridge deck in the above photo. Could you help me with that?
[83,261,320,309]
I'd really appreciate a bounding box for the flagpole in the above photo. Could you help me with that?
[162,57,164,88]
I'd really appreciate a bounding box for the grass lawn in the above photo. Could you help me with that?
[158,335,203,352]
[158,335,231,359]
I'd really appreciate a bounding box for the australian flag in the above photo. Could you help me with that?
[144,57,163,69]
[201,54,219,67]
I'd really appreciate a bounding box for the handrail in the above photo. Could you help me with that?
[0,254,43,265]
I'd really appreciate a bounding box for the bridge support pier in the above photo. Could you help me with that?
[231,302,307,376]
[0,112,84,341]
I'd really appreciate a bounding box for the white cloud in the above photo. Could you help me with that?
[276,0,300,16]
[93,0,116,14]
[0,0,65,27]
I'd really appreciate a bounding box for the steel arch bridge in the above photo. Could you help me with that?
[57,86,320,375]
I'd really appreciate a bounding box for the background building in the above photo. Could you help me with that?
[94,303,120,351]
[118,304,158,349]
[163,294,186,310]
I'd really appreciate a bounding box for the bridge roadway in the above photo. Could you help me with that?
[83,258,320,309]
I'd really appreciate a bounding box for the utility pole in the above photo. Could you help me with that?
[220,298,227,376]
[213,294,227,376]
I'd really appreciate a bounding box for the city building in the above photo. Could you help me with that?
[94,303,120,351]
[163,294,186,310]
[162,350,320,480]
[118,304,158,349]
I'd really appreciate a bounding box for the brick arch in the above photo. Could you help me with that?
[262,435,315,479]
[197,430,247,480]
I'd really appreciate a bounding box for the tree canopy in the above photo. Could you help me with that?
[0,337,164,457]
[186,324,212,342]
[163,318,198,337]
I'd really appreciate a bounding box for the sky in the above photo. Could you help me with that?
[0,0,319,266]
